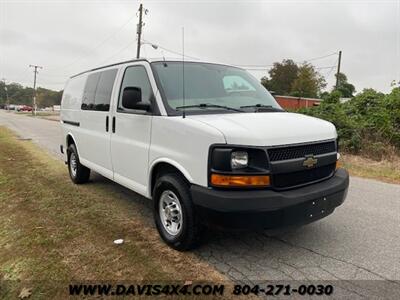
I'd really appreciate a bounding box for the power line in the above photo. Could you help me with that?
[324,66,337,78]
[315,65,337,70]
[301,52,338,63]
[7,67,32,84]
[235,52,338,69]
[97,40,137,66]
[242,65,336,71]
[142,38,202,60]
[235,64,274,68]
[48,13,137,71]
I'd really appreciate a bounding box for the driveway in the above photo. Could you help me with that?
[1,110,399,297]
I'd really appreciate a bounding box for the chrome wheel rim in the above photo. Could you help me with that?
[70,152,77,177]
[159,190,183,236]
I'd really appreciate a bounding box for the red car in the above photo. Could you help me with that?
[20,105,33,112]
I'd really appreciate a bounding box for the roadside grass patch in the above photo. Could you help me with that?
[341,154,400,184]
[0,127,226,299]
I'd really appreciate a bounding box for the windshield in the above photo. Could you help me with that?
[151,61,283,115]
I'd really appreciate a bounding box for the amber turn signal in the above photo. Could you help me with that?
[211,174,270,187]
[335,160,341,169]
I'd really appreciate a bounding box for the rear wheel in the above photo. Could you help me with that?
[67,144,90,184]
[153,173,203,251]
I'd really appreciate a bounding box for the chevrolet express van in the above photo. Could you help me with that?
[60,59,349,250]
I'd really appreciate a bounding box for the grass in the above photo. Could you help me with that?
[26,112,57,117]
[341,154,400,184]
[0,127,227,299]
[25,111,60,121]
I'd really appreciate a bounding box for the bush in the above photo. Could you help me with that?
[297,87,400,160]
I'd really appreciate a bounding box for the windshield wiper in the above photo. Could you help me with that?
[176,103,243,112]
[240,104,284,112]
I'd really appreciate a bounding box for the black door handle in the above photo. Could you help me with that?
[112,116,116,133]
[106,116,109,132]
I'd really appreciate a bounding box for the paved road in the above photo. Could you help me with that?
[0,111,63,159]
[1,110,400,296]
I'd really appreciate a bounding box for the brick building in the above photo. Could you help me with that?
[274,95,322,110]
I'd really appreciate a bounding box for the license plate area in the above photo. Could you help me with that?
[307,196,330,219]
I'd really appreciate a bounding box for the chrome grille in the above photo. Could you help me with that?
[268,141,336,162]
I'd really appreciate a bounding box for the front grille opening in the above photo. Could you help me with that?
[268,141,336,161]
[273,163,336,188]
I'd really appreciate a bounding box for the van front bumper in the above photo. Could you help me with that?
[190,168,349,229]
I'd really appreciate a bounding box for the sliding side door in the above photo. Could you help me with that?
[77,68,117,179]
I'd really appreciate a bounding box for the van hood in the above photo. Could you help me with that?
[188,112,337,146]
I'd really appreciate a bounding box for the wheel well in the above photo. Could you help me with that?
[150,162,188,196]
[66,135,75,147]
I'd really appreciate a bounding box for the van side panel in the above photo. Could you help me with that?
[148,116,226,196]
[61,67,118,180]
[60,75,87,161]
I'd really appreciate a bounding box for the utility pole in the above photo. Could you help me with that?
[1,78,9,111]
[335,50,342,89]
[29,64,43,116]
[136,3,144,59]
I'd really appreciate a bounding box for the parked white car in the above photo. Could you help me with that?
[60,59,349,250]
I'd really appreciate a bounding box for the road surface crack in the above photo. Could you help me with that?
[269,234,399,285]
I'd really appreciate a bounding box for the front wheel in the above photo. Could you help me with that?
[153,174,203,251]
[67,144,90,184]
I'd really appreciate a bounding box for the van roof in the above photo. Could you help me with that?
[70,58,149,78]
[70,58,238,79]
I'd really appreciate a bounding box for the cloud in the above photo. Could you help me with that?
[1,0,399,93]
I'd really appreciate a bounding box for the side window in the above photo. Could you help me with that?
[118,66,152,112]
[81,72,100,110]
[81,69,117,111]
[94,69,117,111]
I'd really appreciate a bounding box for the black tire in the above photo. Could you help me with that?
[67,144,90,184]
[153,173,203,251]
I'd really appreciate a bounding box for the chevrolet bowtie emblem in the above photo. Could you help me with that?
[303,155,318,168]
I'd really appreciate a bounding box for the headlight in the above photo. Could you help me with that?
[336,152,341,169]
[231,151,248,169]
[210,146,270,188]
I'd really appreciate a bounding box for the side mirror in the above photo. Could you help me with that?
[122,87,151,111]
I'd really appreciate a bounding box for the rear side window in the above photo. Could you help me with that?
[81,73,100,110]
[61,76,86,110]
[81,69,117,111]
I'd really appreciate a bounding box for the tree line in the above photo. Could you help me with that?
[297,88,400,160]
[261,59,355,98]
[0,81,62,108]
[261,59,399,159]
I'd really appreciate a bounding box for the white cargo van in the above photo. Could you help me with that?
[60,59,349,250]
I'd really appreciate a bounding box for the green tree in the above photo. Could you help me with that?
[0,82,61,107]
[381,87,400,147]
[36,88,63,108]
[290,63,326,98]
[348,88,385,116]
[334,72,356,97]
[0,81,7,106]
[261,59,299,95]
